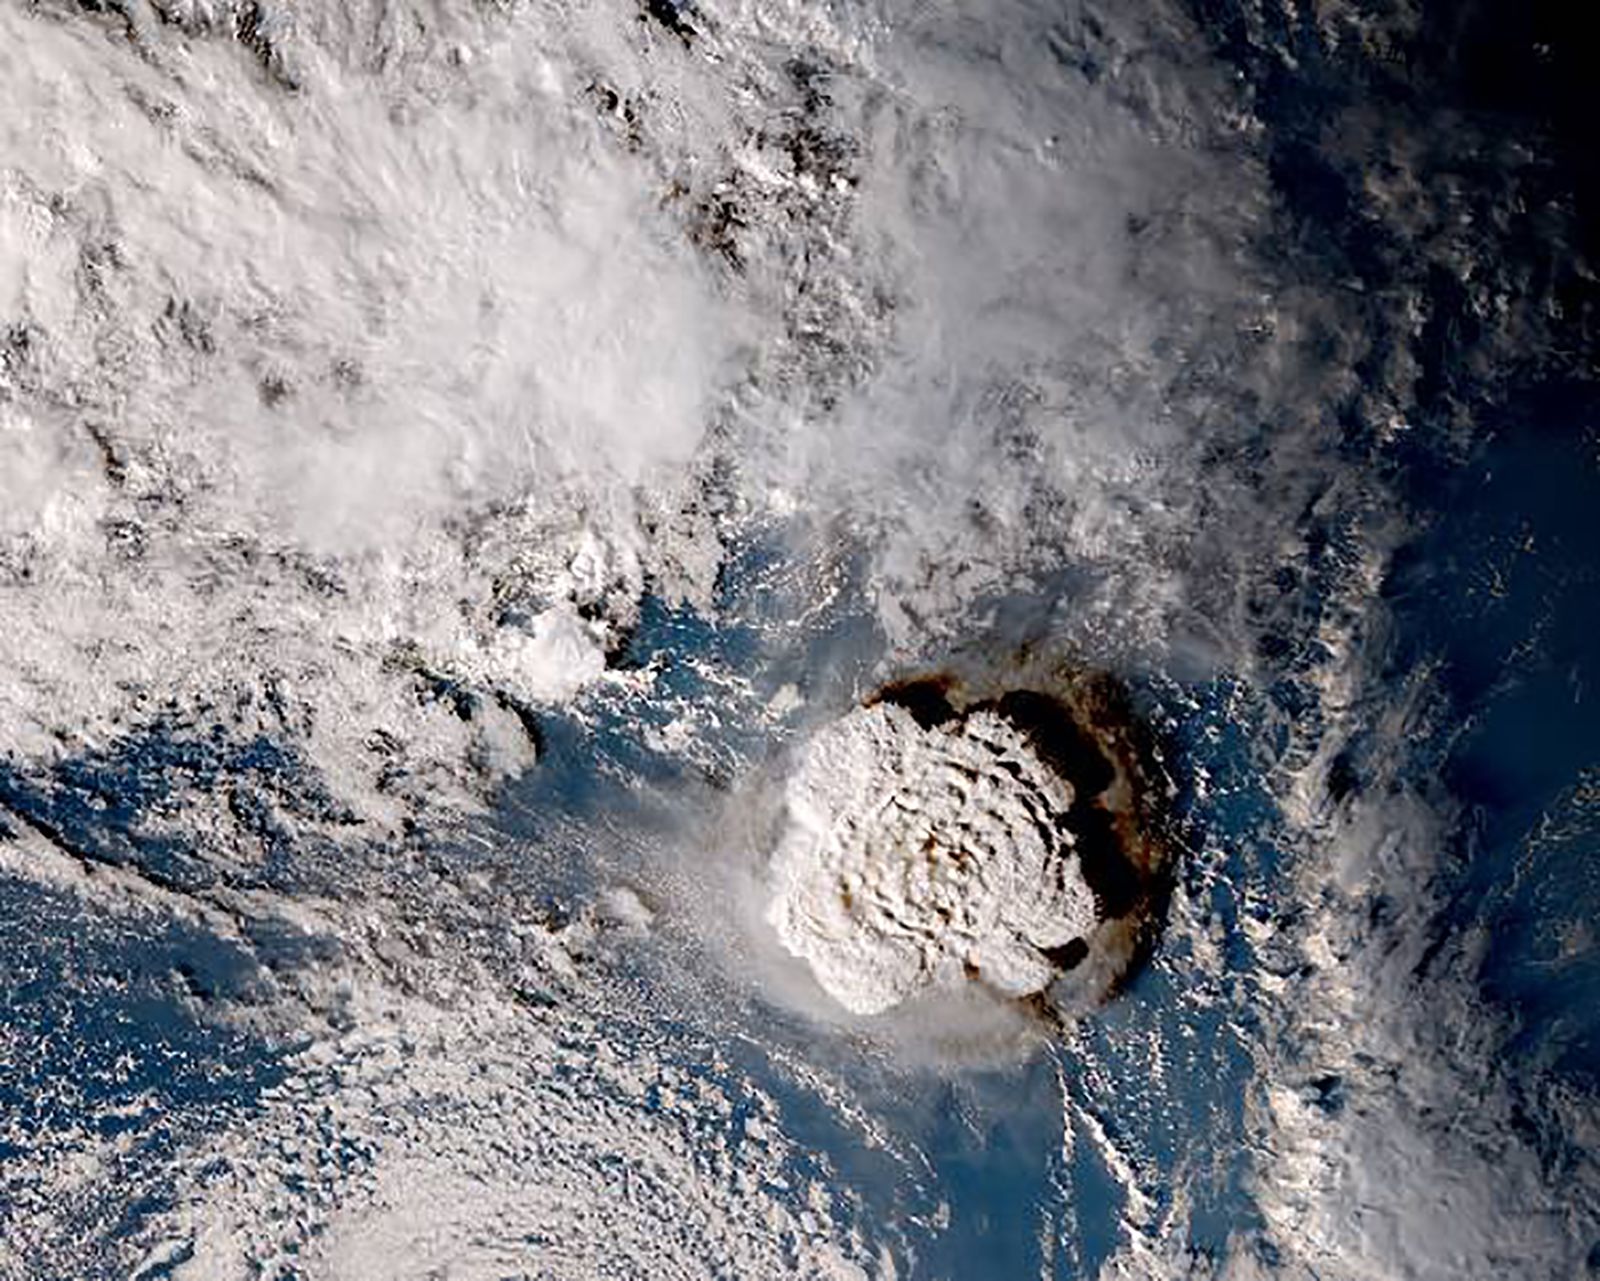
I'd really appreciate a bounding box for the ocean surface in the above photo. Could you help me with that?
[1,1,1596,1277]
